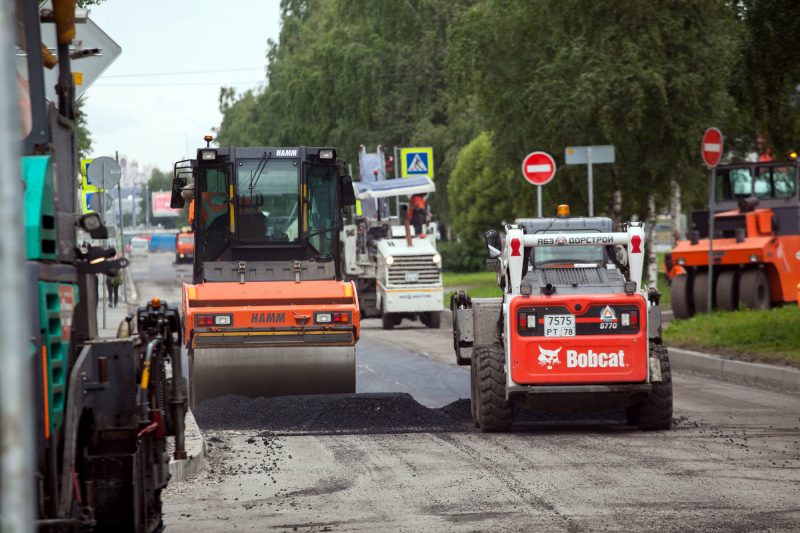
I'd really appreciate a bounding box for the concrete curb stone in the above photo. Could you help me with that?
[669,347,800,394]
[169,409,206,481]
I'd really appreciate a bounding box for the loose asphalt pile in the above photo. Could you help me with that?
[194,393,469,435]
[194,393,632,435]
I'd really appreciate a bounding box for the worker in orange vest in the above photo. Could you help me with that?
[407,193,428,237]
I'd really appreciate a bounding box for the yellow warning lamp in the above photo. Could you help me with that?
[790,150,797,160]
[556,204,571,217]
[150,297,161,309]
[203,135,214,147]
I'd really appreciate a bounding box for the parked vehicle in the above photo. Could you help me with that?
[130,237,150,257]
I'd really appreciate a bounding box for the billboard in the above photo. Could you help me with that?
[151,191,182,218]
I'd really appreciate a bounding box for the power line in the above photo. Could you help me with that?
[93,81,264,87]
[102,67,264,78]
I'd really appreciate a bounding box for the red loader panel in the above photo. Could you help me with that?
[509,293,648,385]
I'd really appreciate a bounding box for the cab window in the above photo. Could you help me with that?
[757,166,795,199]
[236,159,300,243]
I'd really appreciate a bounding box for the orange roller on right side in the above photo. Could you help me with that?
[665,160,800,318]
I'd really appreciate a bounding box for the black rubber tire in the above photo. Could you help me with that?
[670,274,694,319]
[426,311,441,329]
[381,312,394,330]
[633,343,673,431]
[470,355,479,427]
[692,271,712,313]
[739,269,771,310]
[715,270,739,311]
[475,344,512,432]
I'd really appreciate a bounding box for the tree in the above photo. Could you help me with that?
[449,0,736,284]
[727,0,800,157]
[216,0,476,223]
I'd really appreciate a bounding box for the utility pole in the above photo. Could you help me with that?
[0,1,36,530]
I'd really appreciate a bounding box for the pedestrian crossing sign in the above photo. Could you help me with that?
[400,147,434,178]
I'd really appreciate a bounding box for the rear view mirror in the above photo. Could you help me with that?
[170,176,188,208]
[485,229,502,258]
[339,175,356,207]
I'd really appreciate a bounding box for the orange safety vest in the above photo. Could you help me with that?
[407,194,427,221]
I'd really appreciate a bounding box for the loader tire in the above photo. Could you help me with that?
[692,271,712,313]
[470,355,479,427]
[633,343,673,431]
[475,344,512,432]
[740,269,770,310]
[715,270,739,311]
[381,312,394,330]
[670,274,694,319]
[426,311,441,329]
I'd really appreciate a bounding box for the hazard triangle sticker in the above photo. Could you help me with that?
[600,305,616,322]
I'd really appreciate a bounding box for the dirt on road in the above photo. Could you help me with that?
[131,255,800,531]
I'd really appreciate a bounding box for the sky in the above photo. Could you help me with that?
[83,0,281,175]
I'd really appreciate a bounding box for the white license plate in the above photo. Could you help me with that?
[544,314,575,337]
[405,272,419,282]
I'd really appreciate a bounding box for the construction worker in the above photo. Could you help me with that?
[408,193,428,237]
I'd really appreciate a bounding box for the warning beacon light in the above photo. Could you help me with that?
[557,204,570,217]
[200,135,217,161]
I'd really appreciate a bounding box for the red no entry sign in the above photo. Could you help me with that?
[701,127,723,168]
[522,151,556,186]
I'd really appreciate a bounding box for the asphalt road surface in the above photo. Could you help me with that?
[129,252,800,531]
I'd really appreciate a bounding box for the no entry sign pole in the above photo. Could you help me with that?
[537,185,542,218]
[522,152,557,217]
[702,127,723,314]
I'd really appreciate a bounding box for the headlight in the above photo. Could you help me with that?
[200,149,217,161]
[385,255,395,266]
[432,253,441,264]
[319,149,334,159]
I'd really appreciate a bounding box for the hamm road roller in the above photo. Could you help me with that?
[666,160,800,317]
[452,206,673,432]
[170,142,360,405]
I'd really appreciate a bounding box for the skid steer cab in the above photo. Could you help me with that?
[451,205,673,432]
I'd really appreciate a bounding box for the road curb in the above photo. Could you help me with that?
[169,409,206,481]
[669,347,800,394]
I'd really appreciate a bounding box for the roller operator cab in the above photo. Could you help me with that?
[452,206,673,432]
[666,161,800,318]
[170,144,360,405]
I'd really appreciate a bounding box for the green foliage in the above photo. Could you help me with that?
[438,239,485,272]
[664,306,800,366]
[727,0,800,156]
[214,0,800,230]
[216,0,477,220]
[76,98,91,160]
[448,131,532,247]
[449,0,736,218]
